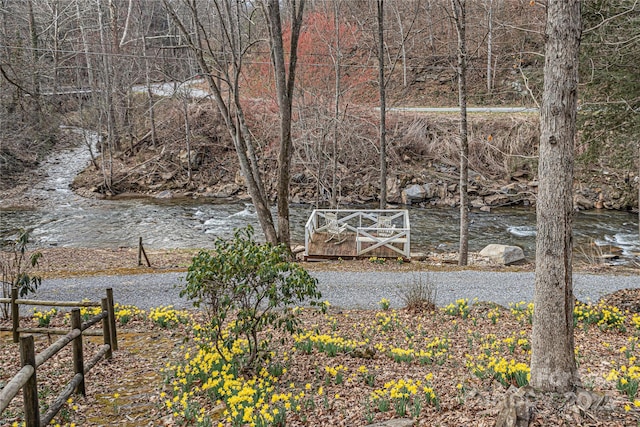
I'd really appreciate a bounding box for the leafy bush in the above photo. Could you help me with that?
[1,229,43,320]
[182,226,323,372]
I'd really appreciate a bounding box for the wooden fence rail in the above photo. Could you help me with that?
[0,288,117,427]
[0,288,118,351]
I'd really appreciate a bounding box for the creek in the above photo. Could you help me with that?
[0,128,638,264]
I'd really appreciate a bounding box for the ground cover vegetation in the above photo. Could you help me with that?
[1,232,640,426]
[2,292,640,425]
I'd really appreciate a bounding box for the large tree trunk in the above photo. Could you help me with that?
[452,0,469,266]
[530,0,581,392]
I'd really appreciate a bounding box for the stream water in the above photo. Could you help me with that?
[1,128,639,264]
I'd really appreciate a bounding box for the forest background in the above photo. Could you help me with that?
[0,0,638,216]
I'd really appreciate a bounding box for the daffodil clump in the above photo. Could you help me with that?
[444,299,470,319]
[509,301,534,324]
[32,307,57,327]
[605,336,640,403]
[79,305,103,321]
[324,364,347,384]
[149,305,191,328]
[293,330,365,357]
[375,310,399,332]
[632,313,640,331]
[379,298,391,311]
[574,301,626,331]
[114,303,145,325]
[162,323,304,427]
[487,307,500,325]
[369,376,438,418]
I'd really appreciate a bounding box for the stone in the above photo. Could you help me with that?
[495,387,535,427]
[479,244,525,265]
[291,245,305,254]
[423,183,438,199]
[574,194,594,210]
[387,177,402,203]
[212,183,240,198]
[410,252,428,261]
[155,190,173,199]
[470,198,485,208]
[484,193,511,206]
[401,184,427,204]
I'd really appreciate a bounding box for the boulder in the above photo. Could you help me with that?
[470,197,485,208]
[423,182,438,199]
[401,184,427,204]
[410,252,428,261]
[479,244,525,265]
[212,183,240,198]
[484,193,512,206]
[574,194,594,210]
[154,190,173,199]
[387,177,402,203]
[495,386,535,427]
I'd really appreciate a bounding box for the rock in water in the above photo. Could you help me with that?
[479,244,525,265]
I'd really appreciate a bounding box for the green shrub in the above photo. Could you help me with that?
[182,226,323,372]
[1,229,43,320]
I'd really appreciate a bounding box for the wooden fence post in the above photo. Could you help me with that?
[71,309,85,396]
[12,287,19,343]
[106,288,118,351]
[101,298,113,359]
[20,335,40,427]
[138,237,151,267]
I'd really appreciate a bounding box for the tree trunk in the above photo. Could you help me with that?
[331,1,341,209]
[530,0,581,392]
[265,0,305,247]
[486,0,493,93]
[377,0,387,209]
[452,0,469,266]
[162,0,278,243]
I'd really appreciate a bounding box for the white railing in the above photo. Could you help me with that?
[304,209,411,258]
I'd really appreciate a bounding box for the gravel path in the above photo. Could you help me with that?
[25,271,639,313]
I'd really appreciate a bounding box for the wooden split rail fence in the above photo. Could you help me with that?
[0,288,118,427]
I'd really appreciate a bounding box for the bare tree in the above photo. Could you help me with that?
[263,0,305,247]
[530,0,581,392]
[162,0,279,243]
[451,0,469,266]
[376,0,387,209]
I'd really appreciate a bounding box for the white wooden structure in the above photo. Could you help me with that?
[304,209,411,259]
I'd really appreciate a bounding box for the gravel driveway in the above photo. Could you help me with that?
[25,271,640,312]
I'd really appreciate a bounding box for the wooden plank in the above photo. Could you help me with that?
[0,364,34,413]
[307,232,406,259]
[15,299,101,307]
[0,326,104,337]
[35,329,81,368]
[41,373,83,427]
